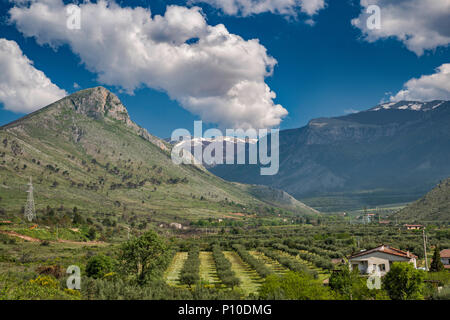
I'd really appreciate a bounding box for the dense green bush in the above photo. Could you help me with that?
[383,262,425,300]
[86,255,115,279]
[259,271,333,300]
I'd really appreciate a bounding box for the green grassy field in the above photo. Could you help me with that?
[164,252,188,287]
[223,251,262,295]
[199,251,220,285]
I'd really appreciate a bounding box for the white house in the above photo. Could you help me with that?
[440,249,450,269]
[348,245,417,276]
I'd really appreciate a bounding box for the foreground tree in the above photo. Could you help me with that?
[430,246,445,272]
[118,230,169,284]
[329,266,389,300]
[329,266,360,299]
[383,262,425,300]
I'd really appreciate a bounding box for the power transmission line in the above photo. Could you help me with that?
[24,177,36,222]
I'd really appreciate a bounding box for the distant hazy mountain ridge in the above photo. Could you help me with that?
[209,100,450,211]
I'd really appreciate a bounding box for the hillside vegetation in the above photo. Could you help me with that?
[0,87,317,230]
[394,178,450,223]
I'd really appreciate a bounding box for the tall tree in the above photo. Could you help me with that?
[430,246,445,272]
[119,230,169,284]
[383,262,425,300]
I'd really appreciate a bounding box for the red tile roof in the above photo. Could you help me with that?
[440,249,450,259]
[349,245,417,259]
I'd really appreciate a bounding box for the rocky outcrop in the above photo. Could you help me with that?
[63,87,167,151]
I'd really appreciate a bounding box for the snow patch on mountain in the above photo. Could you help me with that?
[370,100,448,112]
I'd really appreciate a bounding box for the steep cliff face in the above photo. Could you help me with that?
[68,86,129,121]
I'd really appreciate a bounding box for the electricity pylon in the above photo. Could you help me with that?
[24,177,36,222]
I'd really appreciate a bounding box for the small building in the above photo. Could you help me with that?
[404,224,424,230]
[348,245,417,276]
[440,249,450,269]
[364,213,376,223]
[169,222,183,230]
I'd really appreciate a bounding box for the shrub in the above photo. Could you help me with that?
[86,255,114,279]
[29,275,59,289]
[259,271,333,300]
[36,265,64,279]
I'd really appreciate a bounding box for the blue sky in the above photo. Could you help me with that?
[0,0,449,138]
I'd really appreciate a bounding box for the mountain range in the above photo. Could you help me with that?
[0,87,318,228]
[208,100,450,211]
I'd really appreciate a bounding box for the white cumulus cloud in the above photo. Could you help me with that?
[390,63,450,102]
[351,0,450,56]
[190,0,326,17]
[9,0,288,129]
[0,38,67,113]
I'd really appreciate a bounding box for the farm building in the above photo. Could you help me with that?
[440,249,450,269]
[348,245,417,276]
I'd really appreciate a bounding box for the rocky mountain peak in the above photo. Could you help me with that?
[1,86,168,151]
[68,86,130,122]
[69,87,168,151]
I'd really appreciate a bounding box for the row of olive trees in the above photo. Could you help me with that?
[211,245,240,288]
[272,243,334,270]
[179,246,200,287]
[258,247,318,278]
[232,244,272,278]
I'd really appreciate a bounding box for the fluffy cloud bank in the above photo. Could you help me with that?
[9,1,287,129]
[0,38,66,113]
[390,63,450,102]
[190,0,325,17]
[352,0,450,55]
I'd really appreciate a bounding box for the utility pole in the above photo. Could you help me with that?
[24,177,36,222]
[125,226,130,240]
[423,228,428,271]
